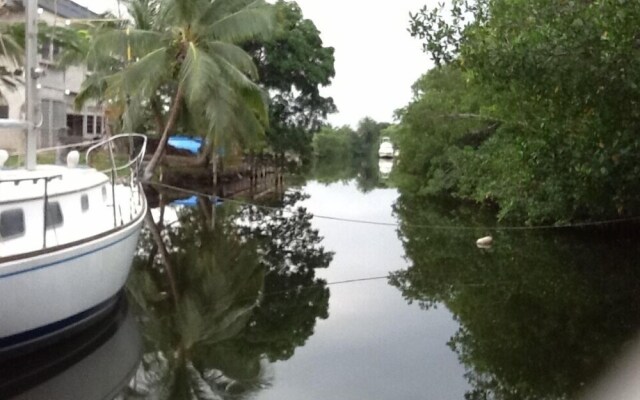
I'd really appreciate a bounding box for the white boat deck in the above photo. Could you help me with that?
[0,165,144,258]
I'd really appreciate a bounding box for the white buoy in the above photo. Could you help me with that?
[0,149,8,168]
[476,236,493,248]
[67,150,80,168]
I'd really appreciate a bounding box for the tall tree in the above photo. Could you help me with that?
[129,194,333,398]
[69,0,276,178]
[390,194,640,400]
[401,0,640,224]
[243,0,336,160]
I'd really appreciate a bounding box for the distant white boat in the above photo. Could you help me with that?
[378,158,393,179]
[378,137,394,158]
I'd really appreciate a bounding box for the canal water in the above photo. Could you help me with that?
[257,181,468,399]
[4,165,640,399]
[130,175,640,400]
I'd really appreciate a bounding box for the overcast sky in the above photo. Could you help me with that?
[79,0,436,128]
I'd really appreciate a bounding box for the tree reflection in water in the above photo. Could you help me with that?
[308,151,391,192]
[127,191,333,399]
[390,195,640,400]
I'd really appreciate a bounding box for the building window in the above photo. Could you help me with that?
[0,105,8,119]
[67,114,83,137]
[45,202,64,229]
[0,209,25,239]
[86,115,95,135]
[81,194,89,212]
[96,116,103,134]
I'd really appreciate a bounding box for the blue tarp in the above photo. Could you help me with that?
[171,195,224,207]
[167,135,203,154]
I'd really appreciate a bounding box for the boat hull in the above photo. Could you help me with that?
[0,296,141,399]
[0,206,145,354]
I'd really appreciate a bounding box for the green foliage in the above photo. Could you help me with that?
[401,0,640,224]
[310,119,394,191]
[243,0,337,159]
[129,193,333,398]
[235,191,333,361]
[0,21,24,100]
[352,117,390,158]
[312,125,353,161]
[394,66,494,199]
[63,0,275,162]
[391,194,640,400]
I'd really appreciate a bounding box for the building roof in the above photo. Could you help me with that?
[1,0,98,19]
[38,0,98,19]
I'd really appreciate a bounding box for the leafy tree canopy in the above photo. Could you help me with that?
[391,194,640,400]
[129,193,333,398]
[63,0,277,177]
[399,0,640,224]
[244,0,337,159]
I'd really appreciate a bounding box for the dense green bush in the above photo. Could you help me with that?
[397,0,640,224]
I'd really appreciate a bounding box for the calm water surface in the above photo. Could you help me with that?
[4,173,640,399]
[260,181,468,399]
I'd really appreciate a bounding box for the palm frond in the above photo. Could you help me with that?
[209,3,275,44]
[208,41,258,79]
[229,94,268,149]
[198,85,267,151]
[202,0,257,19]
[0,23,24,66]
[180,42,223,107]
[239,85,269,127]
[159,0,209,27]
[92,28,165,62]
[105,46,171,100]
[126,0,160,31]
[53,27,92,68]
[210,52,257,91]
[121,92,153,131]
[0,70,21,103]
[75,74,108,109]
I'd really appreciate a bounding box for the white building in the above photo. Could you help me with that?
[0,0,105,154]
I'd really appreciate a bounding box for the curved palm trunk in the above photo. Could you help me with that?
[211,152,218,229]
[150,96,166,134]
[144,85,184,180]
[144,209,180,307]
[195,137,212,165]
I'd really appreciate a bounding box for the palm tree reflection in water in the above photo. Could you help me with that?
[127,191,332,399]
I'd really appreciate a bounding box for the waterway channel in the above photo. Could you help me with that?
[3,164,640,399]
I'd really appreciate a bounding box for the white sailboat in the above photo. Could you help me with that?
[0,1,147,357]
[378,137,394,159]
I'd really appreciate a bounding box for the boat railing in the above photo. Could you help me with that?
[85,133,148,177]
[85,133,148,228]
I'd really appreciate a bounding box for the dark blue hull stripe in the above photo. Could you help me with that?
[0,226,140,280]
[0,294,119,349]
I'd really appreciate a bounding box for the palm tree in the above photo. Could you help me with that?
[0,21,24,102]
[70,0,275,178]
[127,205,269,399]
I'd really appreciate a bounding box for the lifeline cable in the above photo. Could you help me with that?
[142,180,640,232]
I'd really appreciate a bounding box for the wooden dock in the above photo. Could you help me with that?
[144,158,285,208]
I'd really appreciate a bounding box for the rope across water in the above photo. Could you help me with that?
[142,180,640,232]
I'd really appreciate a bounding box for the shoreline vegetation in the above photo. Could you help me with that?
[3,0,639,227]
[1,0,336,188]
[391,0,640,226]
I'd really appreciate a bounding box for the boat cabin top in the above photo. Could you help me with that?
[0,165,143,258]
